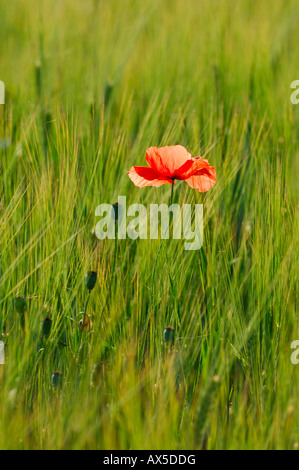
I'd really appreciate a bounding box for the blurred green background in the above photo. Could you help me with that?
[0,0,298,450]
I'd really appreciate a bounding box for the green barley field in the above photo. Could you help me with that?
[0,0,298,450]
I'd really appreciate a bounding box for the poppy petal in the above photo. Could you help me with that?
[146,145,192,177]
[176,157,212,180]
[127,166,172,188]
[185,166,216,192]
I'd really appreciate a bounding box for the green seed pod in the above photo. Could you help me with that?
[79,314,93,332]
[14,296,26,315]
[51,371,63,388]
[163,326,175,343]
[41,317,52,338]
[85,271,97,291]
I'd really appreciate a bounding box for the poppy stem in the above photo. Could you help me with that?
[101,225,118,317]
[82,291,90,332]
[170,179,174,206]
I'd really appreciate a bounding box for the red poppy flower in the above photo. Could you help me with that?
[128,145,216,192]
